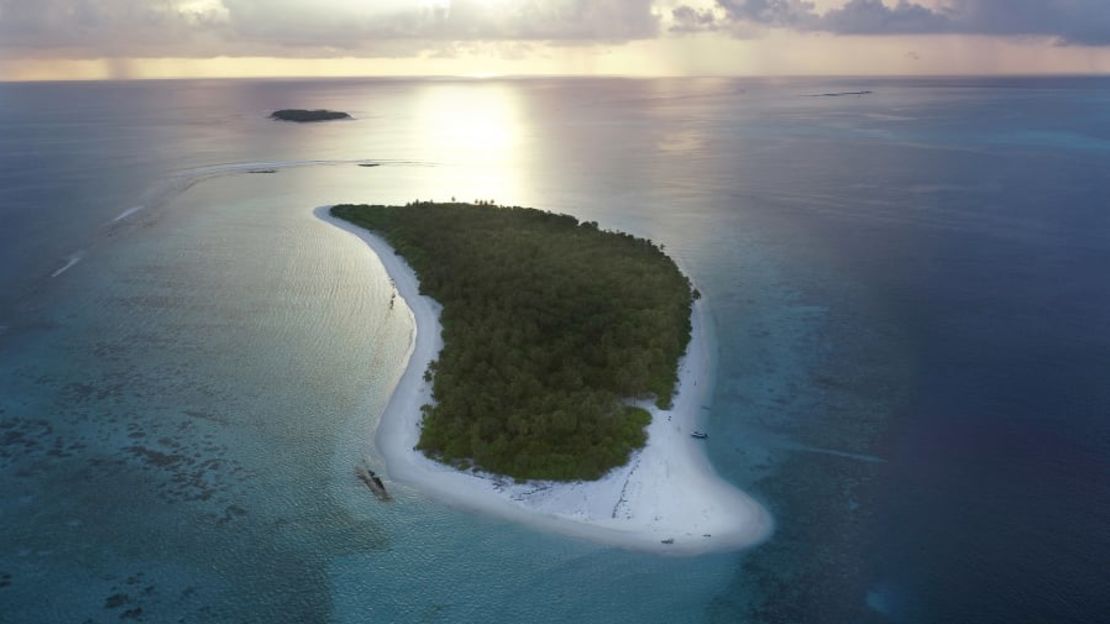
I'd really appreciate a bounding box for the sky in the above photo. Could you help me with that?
[2,0,1110,80]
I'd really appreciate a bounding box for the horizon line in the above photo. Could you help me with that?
[4,71,1110,85]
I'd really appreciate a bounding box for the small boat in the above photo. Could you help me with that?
[690,431,708,439]
[661,538,675,545]
[355,459,392,501]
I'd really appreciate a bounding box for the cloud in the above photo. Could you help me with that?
[0,0,225,54]
[818,0,950,35]
[2,0,1110,61]
[220,0,660,44]
[715,0,1110,46]
[670,5,720,33]
[0,0,661,58]
[715,0,818,29]
[949,0,1110,46]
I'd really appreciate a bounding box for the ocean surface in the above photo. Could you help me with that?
[1,76,1108,623]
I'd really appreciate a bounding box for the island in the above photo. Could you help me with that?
[334,201,694,479]
[269,109,351,122]
[317,202,772,554]
[810,90,874,97]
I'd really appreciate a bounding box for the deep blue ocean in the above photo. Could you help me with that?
[1,76,1108,623]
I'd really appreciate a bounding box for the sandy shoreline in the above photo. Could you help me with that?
[316,205,773,555]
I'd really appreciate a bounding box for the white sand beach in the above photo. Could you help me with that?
[317,205,773,555]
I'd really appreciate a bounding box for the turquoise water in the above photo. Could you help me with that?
[2,77,1109,622]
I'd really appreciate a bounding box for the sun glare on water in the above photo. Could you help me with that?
[411,84,527,202]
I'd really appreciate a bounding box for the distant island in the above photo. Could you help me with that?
[332,202,696,481]
[269,109,351,122]
[810,90,874,97]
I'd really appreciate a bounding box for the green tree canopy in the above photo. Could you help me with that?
[333,202,694,481]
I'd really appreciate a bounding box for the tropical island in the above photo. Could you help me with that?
[269,109,351,122]
[332,202,695,480]
[318,202,771,553]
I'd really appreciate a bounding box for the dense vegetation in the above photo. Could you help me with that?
[333,202,696,481]
[269,109,351,122]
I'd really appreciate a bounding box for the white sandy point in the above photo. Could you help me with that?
[316,205,773,555]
